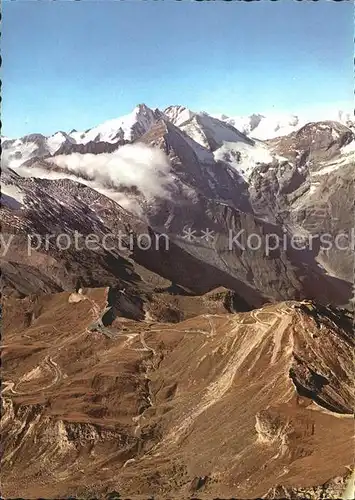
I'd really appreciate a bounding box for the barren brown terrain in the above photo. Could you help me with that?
[1,287,354,499]
[2,5,355,499]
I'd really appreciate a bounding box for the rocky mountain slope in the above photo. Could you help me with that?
[2,103,354,303]
[1,159,351,308]
[2,288,354,498]
[1,103,354,499]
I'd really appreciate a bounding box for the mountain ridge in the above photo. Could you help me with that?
[3,103,353,162]
[2,289,354,498]
[1,103,354,499]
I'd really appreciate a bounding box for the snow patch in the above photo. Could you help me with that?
[213,141,274,181]
[341,140,355,155]
[1,183,25,209]
[216,113,302,140]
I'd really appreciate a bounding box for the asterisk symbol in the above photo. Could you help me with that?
[182,227,197,242]
[201,228,215,242]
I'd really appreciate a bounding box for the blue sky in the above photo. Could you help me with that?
[2,0,353,137]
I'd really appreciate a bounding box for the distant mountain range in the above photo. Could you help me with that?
[2,103,353,169]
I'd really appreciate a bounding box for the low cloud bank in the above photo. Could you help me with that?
[15,143,173,215]
[50,143,172,200]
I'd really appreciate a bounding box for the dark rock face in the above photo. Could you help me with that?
[2,164,351,307]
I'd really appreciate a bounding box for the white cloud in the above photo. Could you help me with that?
[18,143,173,215]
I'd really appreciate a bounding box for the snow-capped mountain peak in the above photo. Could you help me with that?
[69,103,158,144]
[177,112,254,152]
[46,131,74,155]
[2,103,354,179]
[216,109,353,140]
